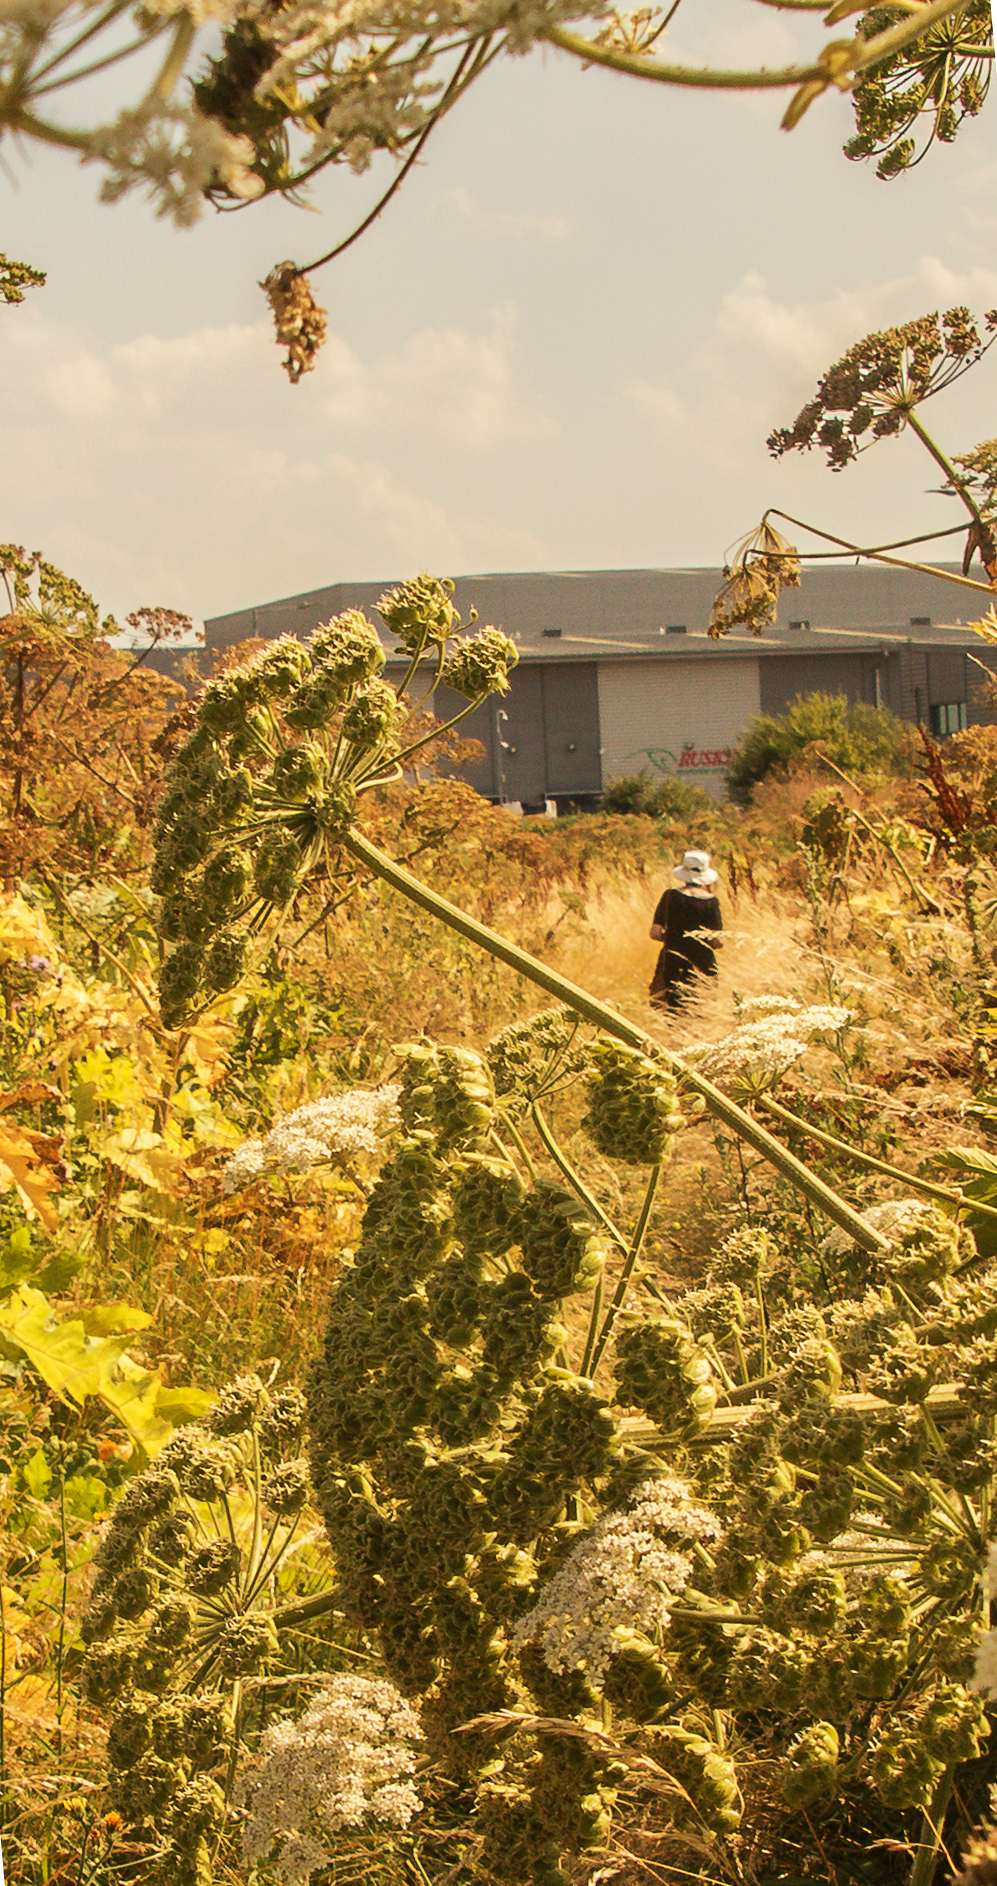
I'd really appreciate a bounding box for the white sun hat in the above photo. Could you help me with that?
[673,849,718,886]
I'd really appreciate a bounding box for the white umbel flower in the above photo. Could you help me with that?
[222,1084,401,1192]
[512,1475,720,1683]
[684,1005,851,1092]
[237,1674,424,1881]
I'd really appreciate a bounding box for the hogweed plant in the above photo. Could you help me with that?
[150,573,885,1256]
[299,1028,997,1884]
[79,1374,339,1886]
[713,304,997,640]
[143,573,997,1880]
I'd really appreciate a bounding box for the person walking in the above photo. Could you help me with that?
[649,849,723,1011]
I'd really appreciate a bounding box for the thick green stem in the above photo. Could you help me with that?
[578,1267,605,1382]
[342,828,889,1251]
[541,26,814,87]
[906,409,987,530]
[589,1161,663,1377]
[530,1102,627,1250]
[758,1094,997,1226]
[543,1,969,95]
[908,1759,955,1886]
[273,1586,341,1628]
[766,507,997,598]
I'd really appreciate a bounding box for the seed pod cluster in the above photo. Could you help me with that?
[152,581,518,1028]
[583,1040,684,1164]
[614,1319,718,1430]
[81,1374,311,1856]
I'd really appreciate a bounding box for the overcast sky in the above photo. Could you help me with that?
[2,1,996,628]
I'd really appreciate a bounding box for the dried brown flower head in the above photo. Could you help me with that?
[262,264,328,384]
[709,520,801,639]
[768,308,997,471]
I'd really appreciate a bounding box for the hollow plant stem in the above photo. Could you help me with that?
[530,1101,628,1250]
[589,1161,664,1377]
[909,1760,956,1886]
[342,828,889,1251]
[757,1094,997,1227]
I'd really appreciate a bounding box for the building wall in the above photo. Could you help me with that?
[597,657,761,798]
[432,663,601,803]
[758,650,883,716]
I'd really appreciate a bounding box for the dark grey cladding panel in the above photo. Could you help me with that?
[431,685,497,797]
[758,651,875,717]
[925,648,969,703]
[432,661,600,802]
[541,663,601,793]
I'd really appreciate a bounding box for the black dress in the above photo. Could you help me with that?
[649,887,722,1011]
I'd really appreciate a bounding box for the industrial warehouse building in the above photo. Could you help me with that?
[203,565,997,806]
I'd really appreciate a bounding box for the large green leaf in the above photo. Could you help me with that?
[0,1285,212,1457]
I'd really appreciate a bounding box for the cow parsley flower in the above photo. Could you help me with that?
[512,1475,720,1682]
[684,1006,851,1094]
[222,1084,401,1192]
[237,1675,424,1881]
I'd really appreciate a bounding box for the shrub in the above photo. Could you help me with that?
[725,693,916,807]
[600,770,711,820]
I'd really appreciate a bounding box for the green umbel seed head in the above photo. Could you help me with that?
[452,1155,522,1257]
[439,627,519,699]
[158,941,203,1026]
[203,927,248,995]
[253,827,305,905]
[340,678,401,753]
[310,611,386,684]
[583,1040,683,1165]
[270,740,328,798]
[781,1722,839,1810]
[615,1319,717,1430]
[518,1184,606,1300]
[376,575,456,650]
[200,845,252,920]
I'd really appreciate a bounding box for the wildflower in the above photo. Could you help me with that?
[512,1476,720,1683]
[684,1005,851,1094]
[222,1084,401,1192]
[237,1675,424,1882]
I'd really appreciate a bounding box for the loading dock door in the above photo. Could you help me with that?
[542,664,601,796]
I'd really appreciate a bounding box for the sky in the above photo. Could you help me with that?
[1,1,996,629]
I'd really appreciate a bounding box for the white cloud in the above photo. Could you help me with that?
[617,256,997,564]
[435,186,573,244]
[0,302,556,617]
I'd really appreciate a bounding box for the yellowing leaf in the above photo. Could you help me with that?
[0,1285,206,1457]
[80,1302,153,1337]
[0,1123,60,1232]
[99,1126,182,1194]
[22,1447,52,1499]
[0,893,59,970]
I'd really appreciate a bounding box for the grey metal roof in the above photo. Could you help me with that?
[203,563,993,663]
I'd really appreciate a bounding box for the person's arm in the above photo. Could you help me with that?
[650,890,669,943]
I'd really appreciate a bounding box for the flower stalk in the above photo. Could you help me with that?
[342,826,888,1252]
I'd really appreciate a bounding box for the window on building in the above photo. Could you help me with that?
[665,623,687,635]
[911,616,931,627]
[930,701,968,735]
[788,620,810,632]
[542,628,562,639]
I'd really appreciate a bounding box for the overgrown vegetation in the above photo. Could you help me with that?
[8,564,997,1886]
[724,692,917,807]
